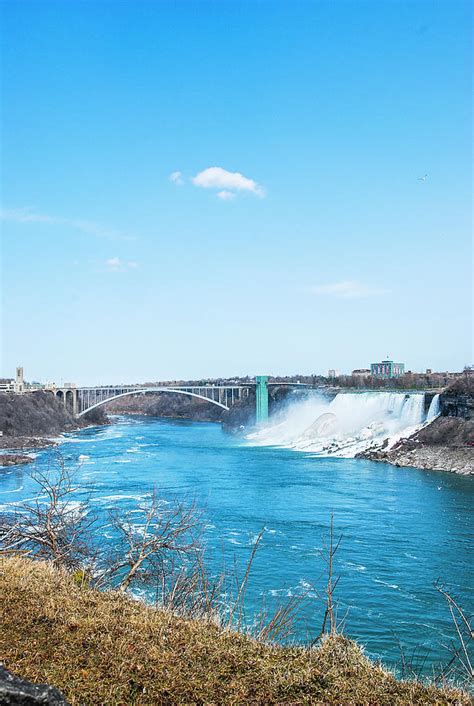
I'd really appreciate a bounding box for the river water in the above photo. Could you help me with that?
[1,413,472,676]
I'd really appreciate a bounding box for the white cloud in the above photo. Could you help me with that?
[217,190,236,201]
[192,167,265,198]
[169,171,184,186]
[310,281,389,299]
[105,257,122,271]
[0,207,135,241]
[105,258,139,272]
[0,208,59,224]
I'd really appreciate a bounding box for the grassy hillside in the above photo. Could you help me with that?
[0,556,468,705]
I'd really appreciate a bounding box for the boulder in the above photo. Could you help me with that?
[0,665,69,705]
[0,454,34,467]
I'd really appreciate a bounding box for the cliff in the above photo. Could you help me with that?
[0,392,108,448]
[0,556,467,706]
[440,376,474,420]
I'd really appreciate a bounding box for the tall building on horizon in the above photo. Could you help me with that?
[371,360,405,379]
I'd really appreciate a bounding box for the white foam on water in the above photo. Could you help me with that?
[91,493,152,504]
[373,579,399,590]
[246,391,432,458]
[1,484,25,494]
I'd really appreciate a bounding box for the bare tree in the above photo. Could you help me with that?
[321,515,346,635]
[104,492,203,595]
[313,514,345,640]
[435,582,473,687]
[0,457,96,570]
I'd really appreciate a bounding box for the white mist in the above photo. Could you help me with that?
[246,391,433,458]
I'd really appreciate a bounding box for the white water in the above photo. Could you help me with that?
[246,391,434,458]
[426,393,440,421]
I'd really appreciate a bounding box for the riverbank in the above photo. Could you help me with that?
[0,391,109,451]
[0,434,59,450]
[0,555,468,706]
[360,417,474,474]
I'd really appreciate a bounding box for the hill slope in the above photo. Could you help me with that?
[0,557,468,706]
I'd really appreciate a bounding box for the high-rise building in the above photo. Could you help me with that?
[370,360,405,378]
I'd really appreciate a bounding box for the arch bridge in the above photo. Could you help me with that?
[52,377,306,424]
[53,380,267,420]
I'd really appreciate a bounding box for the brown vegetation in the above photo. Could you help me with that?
[0,556,469,706]
[445,377,474,396]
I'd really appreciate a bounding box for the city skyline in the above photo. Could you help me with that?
[1,0,472,384]
[1,360,471,389]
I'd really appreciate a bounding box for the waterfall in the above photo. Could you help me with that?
[400,393,425,426]
[246,391,430,458]
[426,393,440,421]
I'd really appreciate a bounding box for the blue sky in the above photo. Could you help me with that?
[1,0,472,384]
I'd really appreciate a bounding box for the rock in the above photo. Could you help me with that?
[440,377,474,420]
[0,437,57,451]
[0,454,34,467]
[0,665,69,705]
[360,417,474,475]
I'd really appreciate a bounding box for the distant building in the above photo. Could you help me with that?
[14,366,24,393]
[0,367,35,393]
[352,369,370,377]
[371,360,405,379]
[327,369,340,379]
[0,366,24,392]
[0,378,14,392]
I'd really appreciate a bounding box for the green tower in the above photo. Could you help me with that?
[255,375,269,424]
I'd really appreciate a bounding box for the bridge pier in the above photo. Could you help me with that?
[255,375,269,424]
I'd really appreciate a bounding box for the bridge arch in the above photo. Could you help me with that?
[65,389,74,412]
[77,387,230,417]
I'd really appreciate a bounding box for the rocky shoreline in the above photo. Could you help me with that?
[362,443,473,475]
[0,453,35,467]
[0,435,59,450]
[360,417,474,475]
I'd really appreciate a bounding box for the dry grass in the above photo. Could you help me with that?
[0,556,469,705]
